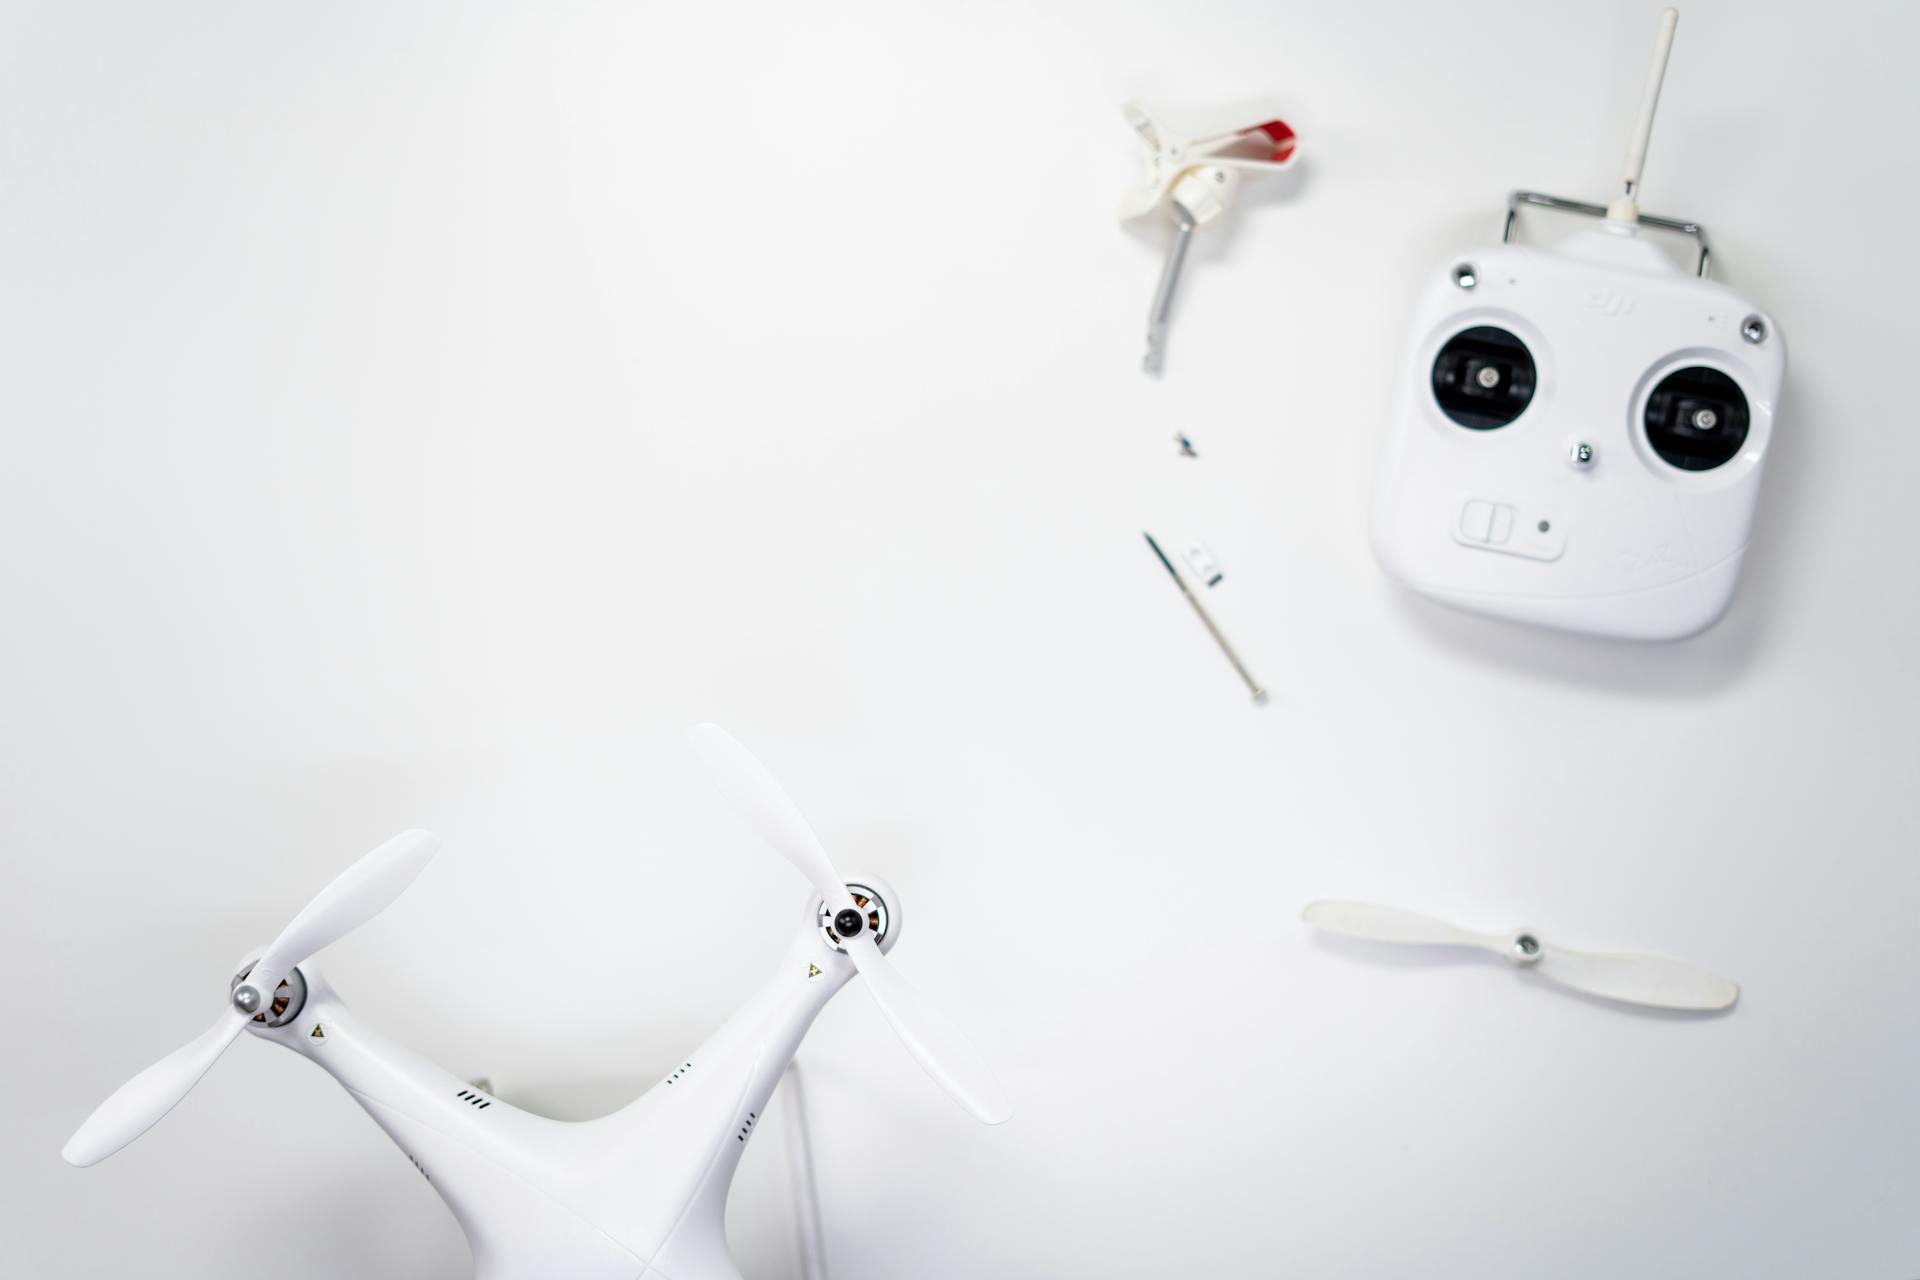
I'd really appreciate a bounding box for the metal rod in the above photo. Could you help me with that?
[1503,189,1710,277]
[1143,532,1265,703]
[1142,207,1196,373]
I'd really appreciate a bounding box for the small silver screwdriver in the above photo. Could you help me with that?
[1143,532,1266,703]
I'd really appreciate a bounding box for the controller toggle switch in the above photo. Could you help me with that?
[1453,498,1563,561]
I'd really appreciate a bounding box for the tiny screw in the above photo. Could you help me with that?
[1741,314,1767,344]
[1570,441,1595,467]
[1691,407,1719,430]
[1511,933,1542,962]
[1475,365,1501,389]
[1451,263,1478,289]
[1537,519,1550,533]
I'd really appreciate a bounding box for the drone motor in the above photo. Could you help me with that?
[817,883,892,953]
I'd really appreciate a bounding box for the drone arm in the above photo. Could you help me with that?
[254,971,498,1136]
[576,925,857,1275]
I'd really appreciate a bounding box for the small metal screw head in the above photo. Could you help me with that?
[1569,441,1595,467]
[1691,407,1719,430]
[832,908,865,938]
[1475,365,1501,389]
[1741,314,1767,344]
[231,984,263,1015]
[1510,933,1542,964]
[1451,262,1478,289]
[1213,170,1227,184]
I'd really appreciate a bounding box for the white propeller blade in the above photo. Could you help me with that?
[243,829,441,1008]
[687,723,852,912]
[62,1009,250,1167]
[1302,899,1738,1011]
[1301,901,1504,950]
[844,933,1012,1125]
[63,829,441,1167]
[1531,946,1738,1010]
[687,724,1012,1125]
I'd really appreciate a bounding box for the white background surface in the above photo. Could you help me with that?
[3,1,1916,1276]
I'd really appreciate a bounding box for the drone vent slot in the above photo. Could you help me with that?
[737,1111,757,1142]
[408,1154,430,1181]
[666,1061,693,1086]
[454,1089,491,1109]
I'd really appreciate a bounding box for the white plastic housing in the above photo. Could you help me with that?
[1373,225,1787,640]
[241,882,898,1280]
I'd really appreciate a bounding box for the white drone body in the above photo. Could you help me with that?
[63,726,1010,1279]
[1372,8,1787,640]
[245,904,877,1279]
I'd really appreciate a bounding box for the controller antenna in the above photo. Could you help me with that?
[1608,7,1680,225]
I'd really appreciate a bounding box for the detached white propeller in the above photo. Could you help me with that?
[688,724,1012,1125]
[1302,900,1738,1011]
[63,829,441,1167]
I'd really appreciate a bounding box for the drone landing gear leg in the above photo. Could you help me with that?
[780,1062,831,1280]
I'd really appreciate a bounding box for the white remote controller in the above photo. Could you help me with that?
[1372,9,1786,641]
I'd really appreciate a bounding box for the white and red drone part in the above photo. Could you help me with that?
[1119,101,1300,372]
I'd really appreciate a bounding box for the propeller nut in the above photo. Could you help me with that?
[228,966,308,1027]
[833,908,865,938]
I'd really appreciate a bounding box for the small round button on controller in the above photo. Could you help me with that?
[1432,326,1537,429]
